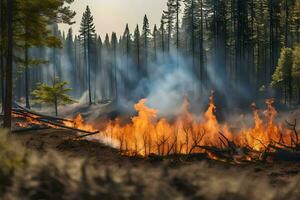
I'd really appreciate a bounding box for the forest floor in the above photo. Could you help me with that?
[2,104,300,199]
[13,129,300,195]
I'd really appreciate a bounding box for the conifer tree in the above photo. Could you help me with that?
[153,24,158,62]
[79,6,96,105]
[292,45,300,103]
[16,0,75,109]
[111,32,118,101]
[159,14,166,56]
[272,47,294,104]
[134,25,141,75]
[142,15,150,77]
[32,78,76,116]
[4,0,14,128]
[122,24,131,94]
[163,0,175,53]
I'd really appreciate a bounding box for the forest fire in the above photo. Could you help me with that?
[94,95,299,161]
[12,95,299,162]
[63,114,98,133]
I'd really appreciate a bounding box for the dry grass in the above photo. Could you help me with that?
[0,129,299,200]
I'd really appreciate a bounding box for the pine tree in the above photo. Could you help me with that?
[65,28,75,69]
[142,15,150,77]
[4,0,14,128]
[159,14,166,56]
[122,24,131,95]
[292,44,300,103]
[271,47,294,104]
[111,32,118,102]
[16,0,76,109]
[174,0,182,67]
[104,33,112,98]
[163,0,175,53]
[182,0,197,70]
[153,24,158,62]
[134,25,141,75]
[0,0,5,113]
[198,0,205,88]
[79,6,96,105]
[96,36,104,100]
[32,78,76,116]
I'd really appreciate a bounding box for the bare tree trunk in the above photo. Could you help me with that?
[0,0,4,113]
[25,46,30,109]
[176,0,180,69]
[87,35,92,105]
[113,44,118,102]
[4,0,13,129]
[285,0,289,47]
[54,95,58,116]
[199,0,204,90]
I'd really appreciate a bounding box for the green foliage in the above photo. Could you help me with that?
[32,78,76,110]
[15,0,75,50]
[79,6,96,42]
[292,44,300,83]
[271,47,294,87]
[142,15,150,40]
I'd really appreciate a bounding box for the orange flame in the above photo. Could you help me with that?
[63,114,97,132]
[13,94,299,161]
[100,95,298,158]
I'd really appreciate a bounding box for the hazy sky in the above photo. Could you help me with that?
[59,0,167,38]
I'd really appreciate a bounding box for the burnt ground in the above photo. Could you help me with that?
[13,129,300,184]
[4,104,300,199]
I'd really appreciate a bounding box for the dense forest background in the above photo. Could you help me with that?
[1,0,300,122]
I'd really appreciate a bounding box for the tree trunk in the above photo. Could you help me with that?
[0,0,4,113]
[153,30,157,62]
[298,88,300,105]
[191,0,195,74]
[87,36,92,105]
[199,0,204,90]
[285,0,289,47]
[25,46,30,109]
[113,44,118,102]
[54,95,58,116]
[176,0,179,69]
[161,23,165,58]
[4,0,13,129]
[0,48,4,113]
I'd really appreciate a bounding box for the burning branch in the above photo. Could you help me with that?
[12,103,99,135]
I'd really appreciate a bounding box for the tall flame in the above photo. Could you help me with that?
[13,94,298,160]
[100,95,297,158]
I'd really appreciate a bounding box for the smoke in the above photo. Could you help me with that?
[111,50,226,117]
[36,39,277,120]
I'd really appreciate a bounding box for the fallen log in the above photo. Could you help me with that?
[12,103,73,123]
[12,109,99,136]
[38,118,100,135]
[76,131,100,138]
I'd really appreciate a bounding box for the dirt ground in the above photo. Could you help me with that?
[13,129,300,184]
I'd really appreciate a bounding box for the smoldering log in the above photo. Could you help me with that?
[38,118,100,135]
[12,108,99,135]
